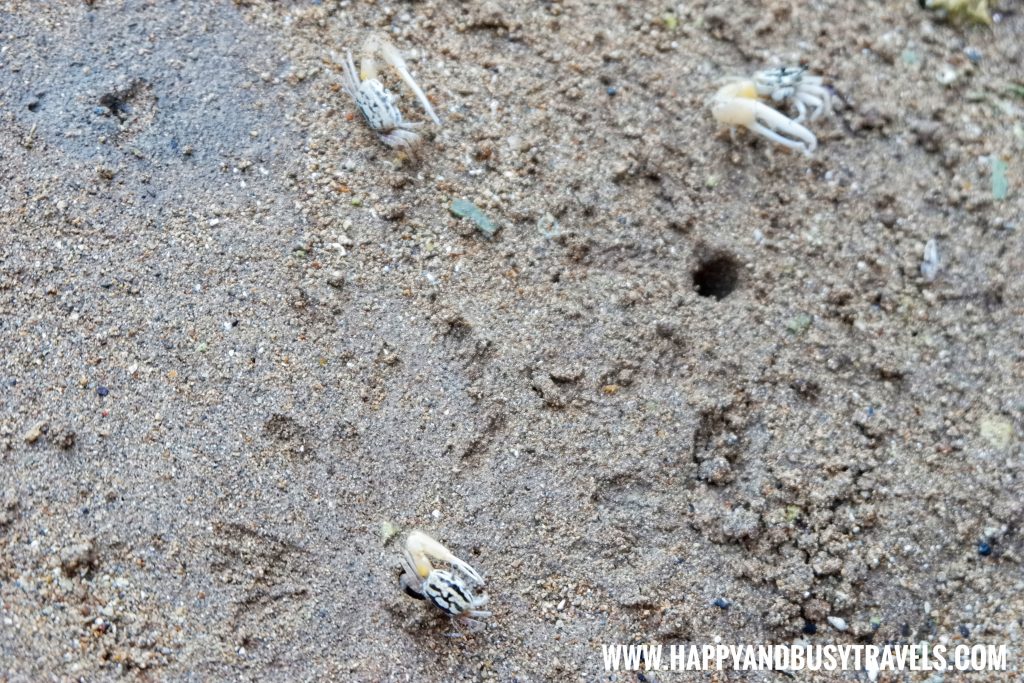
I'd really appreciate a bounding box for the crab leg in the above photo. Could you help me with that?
[380,128,423,150]
[793,99,808,123]
[807,94,830,122]
[749,99,817,154]
[333,50,362,102]
[748,122,813,155]
[798,93,829,122]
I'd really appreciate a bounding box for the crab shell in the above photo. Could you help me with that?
[420,569,489,617]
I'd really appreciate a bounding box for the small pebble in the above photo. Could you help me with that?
[379,521,400,544]
[327,271,345,289]
[977,541,992,556]
[606,86,618,96]
[59,541,96,576]
[827,616,849,632]
[921,238,940,282]
[713,597,730,609]
[96,386,109,397]
[23,420,48,444]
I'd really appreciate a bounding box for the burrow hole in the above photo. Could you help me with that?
[692,253,739,300]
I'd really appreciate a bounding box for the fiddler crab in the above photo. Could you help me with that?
[399,530,491,632]
[711,67,833,156]
[331,36,440,152]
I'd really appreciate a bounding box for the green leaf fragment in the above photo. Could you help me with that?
[922,0,993,25]
[786,314,813,334]
[991,157,1008,200]
[450,198,498,238]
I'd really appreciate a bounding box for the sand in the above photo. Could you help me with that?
[1,0,1022,680]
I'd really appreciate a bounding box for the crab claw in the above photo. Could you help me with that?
[363,36,440,125]
[449,558,485,588]
[404,530,485,586]
[711,81,817,156]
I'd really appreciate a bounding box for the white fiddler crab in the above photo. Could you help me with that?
[753,67,832,124]
[710,66,833,156]
[399,530,491,632]
[331,36,440,152]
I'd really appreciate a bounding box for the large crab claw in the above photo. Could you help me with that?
[404,530,485,587]
[359,36,440,125]
[711,81,817,156]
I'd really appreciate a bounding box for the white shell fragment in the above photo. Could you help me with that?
[827,615,849,632]
[921,238,940,282]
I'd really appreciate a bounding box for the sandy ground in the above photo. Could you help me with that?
[1,0,1023,681]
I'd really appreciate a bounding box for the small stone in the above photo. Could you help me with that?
[380,521,400,544]
[910,120,943,153]
[698,457,733,485]
[712,597,730,609]
[53,427,76,450]
[60,541,97,577]
[812,554,843,577]
[549,365,584,383]
[979,415,1013,449]
[379,203,406,222]
[827,616,849,632]
[23,420,48,444]
[721,508,761,541]
[327,271,345,289]
[936,64,958,85]
[977,541,992,556]
[803,598,830,622]
[0,492,19,528]
[655,321,677,339]
[97,386,109,397]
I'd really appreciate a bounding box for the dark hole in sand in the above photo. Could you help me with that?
[99,92,128,119]
[692,254,739,300]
